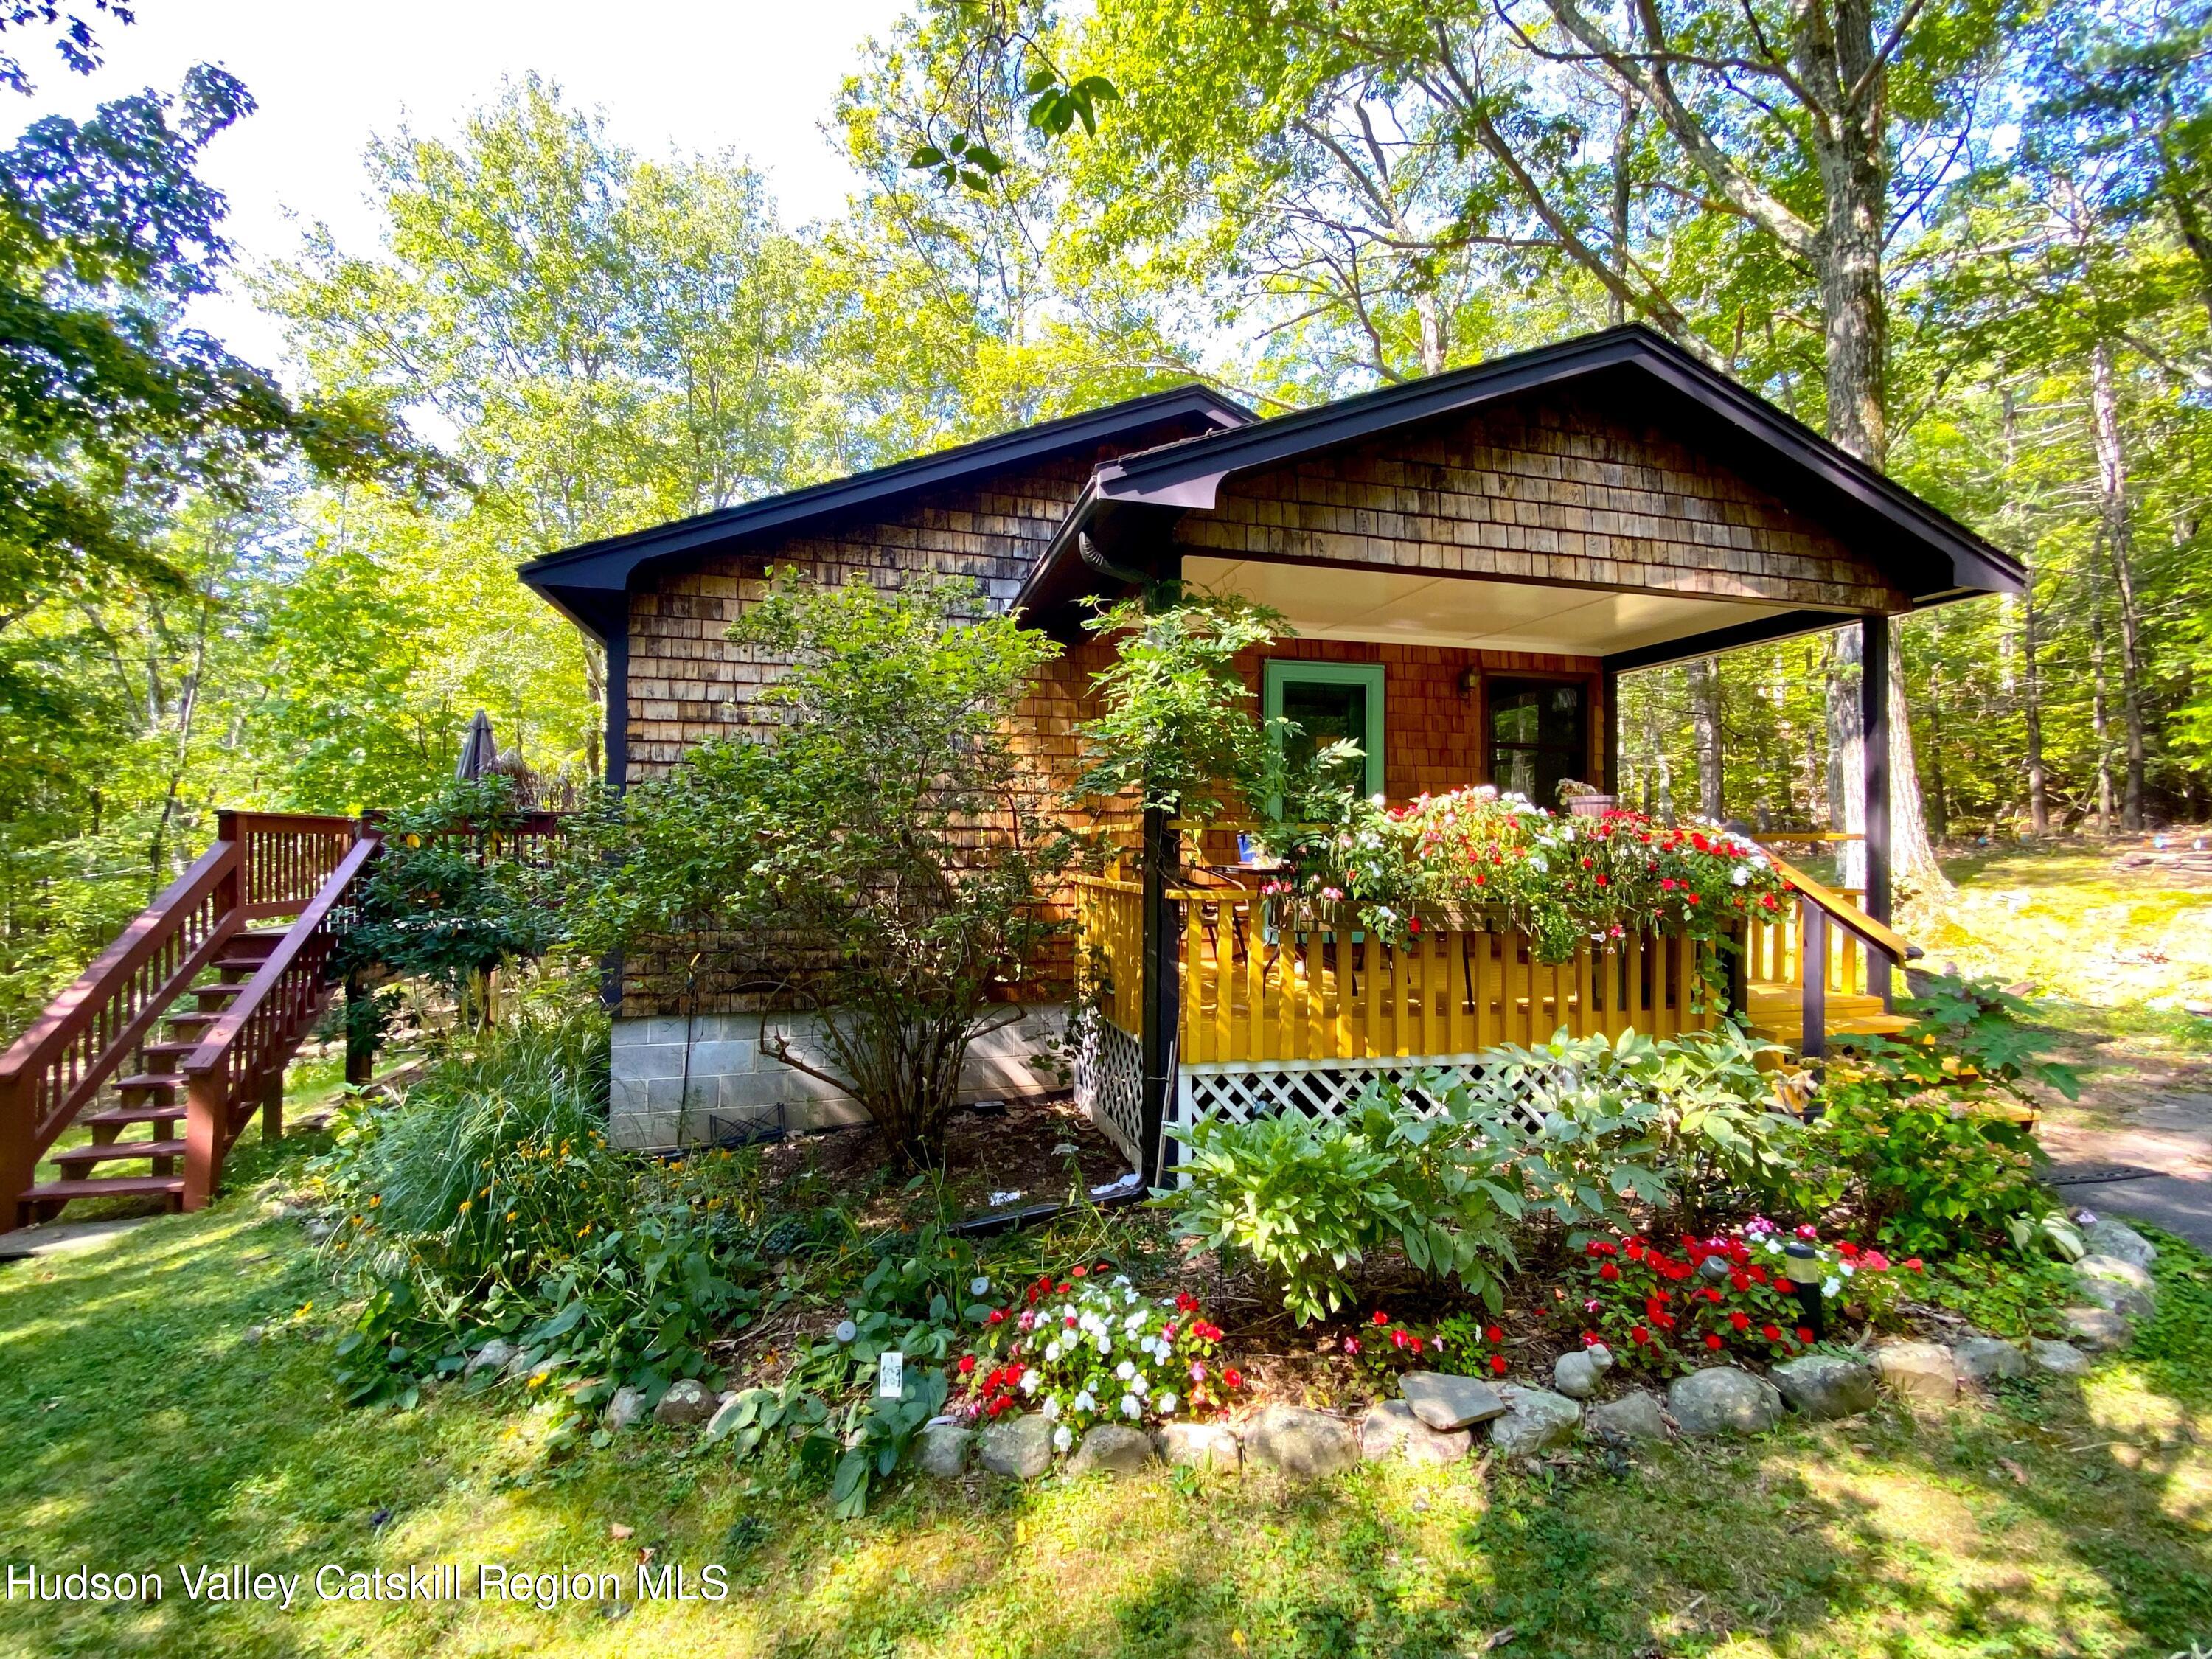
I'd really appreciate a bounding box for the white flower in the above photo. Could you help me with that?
[1073,1389,1096,1413]
[1045,1340,1062,1363]
[1121,1394,1142,1419]
[1124,1311,1145,1332]
[1116,1360,1137,1382]
[1020,1370,1040,1395]
[1113,1274,1130,1287]
[1821,1275,1843,1298]
[1731,864,1750,886]
[1838,1261,1856,1278]
[1157,1391,1178,1415]
[1131,1374,1149,1397]
[1093,1331,1112,1355]
[1042,1394,1060,1419]
[1052,1425,1073,1453]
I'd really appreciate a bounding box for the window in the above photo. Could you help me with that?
[1488,678,1587,809]
[1262,660,1385,799]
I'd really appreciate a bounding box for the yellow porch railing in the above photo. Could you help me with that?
[1072,876,1722,1065]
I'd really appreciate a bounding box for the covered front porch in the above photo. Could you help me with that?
[1018,327,2020,1180]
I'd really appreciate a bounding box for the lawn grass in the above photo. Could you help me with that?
[4,1155,2211,1659]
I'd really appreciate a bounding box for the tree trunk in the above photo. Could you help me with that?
[1641,691,1674,823]
[2090,567,2115,833]
[1690,656,1723,820]
[1885,640,1950,896]
[2023,581,2049,837]
[1924,637,1950,842]
[2088,342,2149,830]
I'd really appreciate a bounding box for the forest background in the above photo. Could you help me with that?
[2,0,2207,1035]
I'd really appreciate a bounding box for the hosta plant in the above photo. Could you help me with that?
[956,1270,1239,1451]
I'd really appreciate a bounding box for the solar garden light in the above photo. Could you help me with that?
[1782,1242,1826,1340]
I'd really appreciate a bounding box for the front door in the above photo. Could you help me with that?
[1488,678,1587,808]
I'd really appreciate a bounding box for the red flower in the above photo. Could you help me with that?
[1096,1262,1111,1273]
[1489,1354,1509,1375]
[1728,1311,1750,1332]
[1761,1324,1781,1342]
[1408,916,1423,935]
[1484,1325,1503,1344]
[1223,1368,1244,1389]
[1730,1271,1750,1292]
[1071,1266,1088,1279]
[1373,1310,1390,1326]
[1599,1262,1620,1281]
[1582,1330,1599,1346]
[1176,1292,1200,1313]
[1704,1333,1724,1351]
[1747,1265,1768,1285]
[987,1309,1006,1324]
[1409,1336,1425,1354]
[958,1354,976,1374]
[1630,1326,1651,1346]
[1686,891,1700,905]
[1905,1258,1924,1273]
[1796,1327,1815,1343]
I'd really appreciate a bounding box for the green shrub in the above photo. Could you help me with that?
[315,1008,759,1414]
[1161,1088,1525,1324]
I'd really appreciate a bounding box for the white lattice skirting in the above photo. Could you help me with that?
[1074,1012,1146,1167]
[1175,1055,1548,1145]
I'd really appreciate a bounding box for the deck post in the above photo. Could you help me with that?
[1600,667,1621,796]
[1138,804,1180,1188]
[1799,903,1828,1060]
[1860,613,1893,1006]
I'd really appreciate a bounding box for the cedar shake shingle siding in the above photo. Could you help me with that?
[1173,388,1909,614]
[625,456,1094,776]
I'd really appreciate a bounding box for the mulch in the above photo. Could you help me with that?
[753,1092,1128,1231]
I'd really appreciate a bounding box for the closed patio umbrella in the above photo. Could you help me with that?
[454,709,498,780]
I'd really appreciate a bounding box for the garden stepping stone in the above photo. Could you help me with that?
[1068,1424,1156,1476]
[1360,1400,1471,1466]
[1872,1339,1958,1405]
[2074,1255,2155,1323]
[1487,1386,1582,1455]
[1240,1407,1361,1478]
[2062,1306,2132,1351]
[1583,1389,1667,1444]
[978,1411,1056,1479]
[1154,1420,1242,1472]
[917,1422,973,1478]
[604,1385,648,1432]
[1667,1367,1783,1436]
[2028,1339,2091,1376]
[1951,1336,2028,1386]
[1770,1354,1878,1420]
[653,1378,717,1427]
[463,1339,515,1382]
[1552,1346,1613,1400]
[2084,1217,2157,1270]
[1399,1371,1507,1430]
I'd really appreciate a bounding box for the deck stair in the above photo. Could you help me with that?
[0,815,379,1231]
[1742,844,1923,1052]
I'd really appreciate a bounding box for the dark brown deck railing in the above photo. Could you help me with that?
[0,813,366,1226]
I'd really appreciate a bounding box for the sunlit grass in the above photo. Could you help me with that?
[4,1181,2212,1658]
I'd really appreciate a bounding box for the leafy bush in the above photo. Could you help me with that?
[1162,1087,1524,1324]
[563,574,1075,1170]
[1440,1026,1800,1235]
[336,776,557,1036]
[1164,1110,1405,1324]
[315,1009,759,1415]
[1075,589,1288,820]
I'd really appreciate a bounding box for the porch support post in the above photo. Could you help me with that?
[1601,667,1621,796]
[1860,613,1893,1006]
[1138,804,1180,1189]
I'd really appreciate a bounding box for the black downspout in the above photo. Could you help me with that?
[600,595,631,1012]
[1860,613,1892,1007]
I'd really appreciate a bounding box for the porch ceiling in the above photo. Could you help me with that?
[1185,555,1808,658]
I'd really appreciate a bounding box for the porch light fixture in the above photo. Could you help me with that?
[1458,668,1479,700]
[1782,1242,1825,1340]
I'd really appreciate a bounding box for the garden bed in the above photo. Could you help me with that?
[749,1092,1127,1230]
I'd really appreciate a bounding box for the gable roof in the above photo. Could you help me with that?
[518,383,1253,641]
[1015,324,2024,627]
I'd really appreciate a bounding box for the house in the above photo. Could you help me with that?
[518,324,2023,1176]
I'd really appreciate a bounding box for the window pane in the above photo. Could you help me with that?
[1281,681,1368,792]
